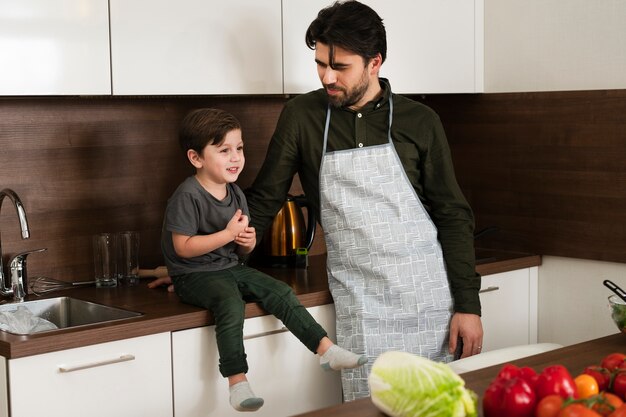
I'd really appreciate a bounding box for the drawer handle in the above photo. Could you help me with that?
[479,286,500,294]
[243,327,288,340]
[58,354,135,373]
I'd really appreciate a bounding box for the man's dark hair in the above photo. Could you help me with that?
[305,0,387,65]
[179,108,241,154]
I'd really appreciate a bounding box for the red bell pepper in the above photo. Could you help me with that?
[497,364,539,391]
[483,376,537,417]
[536,364,578,400]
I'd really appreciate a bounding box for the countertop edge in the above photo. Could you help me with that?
[476,254,542,276]
[1,253,540,359]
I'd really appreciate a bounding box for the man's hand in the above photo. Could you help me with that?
[448,312,484,358]
[147,276,174,293]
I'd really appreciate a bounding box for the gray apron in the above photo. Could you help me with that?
[319,95,454,401]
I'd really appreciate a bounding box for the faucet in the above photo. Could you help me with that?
[0,189,44,302]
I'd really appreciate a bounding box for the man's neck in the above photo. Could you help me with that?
[348,78,383,111]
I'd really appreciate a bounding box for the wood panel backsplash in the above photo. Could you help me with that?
[412,89,626,264]
[1,89,625,283]
[0,97,287,281]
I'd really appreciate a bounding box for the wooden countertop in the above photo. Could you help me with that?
[292,333,626,417]
[0,251,540,359]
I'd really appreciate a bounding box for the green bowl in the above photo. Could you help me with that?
[609,294,626,333]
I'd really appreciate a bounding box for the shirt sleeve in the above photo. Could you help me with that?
[421,113,482,316]
[164,192,200,238]
[245,104,301,237]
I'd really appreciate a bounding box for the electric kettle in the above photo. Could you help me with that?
[260,194,316,267]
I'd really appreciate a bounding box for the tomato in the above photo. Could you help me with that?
[537,365,579,400]
[483,376,537,417]
[591,392,624,416]
[536,394,565,417]
[557,403,602,417]
[612,371,626,400]
[601,353,626,371]
[608,404,626,417]
[575,374,600,398]
[584,366,613,392]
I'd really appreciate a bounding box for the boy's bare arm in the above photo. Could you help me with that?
[173,209,249,258]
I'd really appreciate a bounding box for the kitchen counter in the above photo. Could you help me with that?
[292,333,626,417]
[0,251,540,359]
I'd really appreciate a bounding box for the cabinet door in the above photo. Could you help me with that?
[0,0,111,95]
[172,304,342,417]
[479,267,538,352]
[484,0,626,92]
[283,0,479,94]
[0,357,7,417]
[110,0,283,95]
[8,333,172,417]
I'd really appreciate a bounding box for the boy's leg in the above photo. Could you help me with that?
[236,266,366,370]
[173,271,264,411]
[234,265,326,352]
[173,271,249,377]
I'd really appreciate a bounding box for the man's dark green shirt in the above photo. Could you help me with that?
[246,79,481,315]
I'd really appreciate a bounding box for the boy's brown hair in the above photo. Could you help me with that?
[179,108,241,154]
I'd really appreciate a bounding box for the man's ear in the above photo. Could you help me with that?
[369,53,383,75]
[187,149,203,168]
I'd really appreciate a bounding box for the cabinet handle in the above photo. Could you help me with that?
[479,286,500,294]
[243,327,289,340]
[58,354,135,373]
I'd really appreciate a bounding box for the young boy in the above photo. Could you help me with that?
[160,108,366,412]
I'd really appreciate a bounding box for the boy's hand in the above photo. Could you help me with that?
[235,226,256,253]
[226,209,249,239]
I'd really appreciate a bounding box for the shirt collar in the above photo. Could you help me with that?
[349,78,391,113]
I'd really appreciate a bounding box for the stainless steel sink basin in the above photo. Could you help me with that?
[0,297,143,335]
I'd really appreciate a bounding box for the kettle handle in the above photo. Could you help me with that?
[292,195,316,250]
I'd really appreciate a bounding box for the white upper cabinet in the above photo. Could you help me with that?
[109,0,283,95]
[0,0,111,95]
[483,0,626,92]
[283,0,480,94]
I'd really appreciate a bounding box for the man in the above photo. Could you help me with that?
[256,0,484,401]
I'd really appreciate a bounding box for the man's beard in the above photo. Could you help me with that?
[325,69,369,108]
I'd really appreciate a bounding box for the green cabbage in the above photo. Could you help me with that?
[369,351,477,417]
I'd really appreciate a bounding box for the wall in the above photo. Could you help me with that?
[1,89,626,282]
[414,89,626,264]
[0,96,287,281]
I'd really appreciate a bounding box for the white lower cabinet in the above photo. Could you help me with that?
[172,304,342,417]
[1,356,7,417]
[7,332,172,417]
[479,267,538,352]
[537,256,623,346]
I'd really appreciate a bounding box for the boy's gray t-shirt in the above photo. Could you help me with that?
[161,176,250,276]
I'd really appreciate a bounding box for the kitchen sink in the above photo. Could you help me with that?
[0,296,143,335]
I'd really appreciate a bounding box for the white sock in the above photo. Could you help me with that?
[320,345,368,371]
[229,381,264,412]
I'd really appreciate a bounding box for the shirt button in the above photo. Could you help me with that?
[357,113,362,118]
[358,143,364,148]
